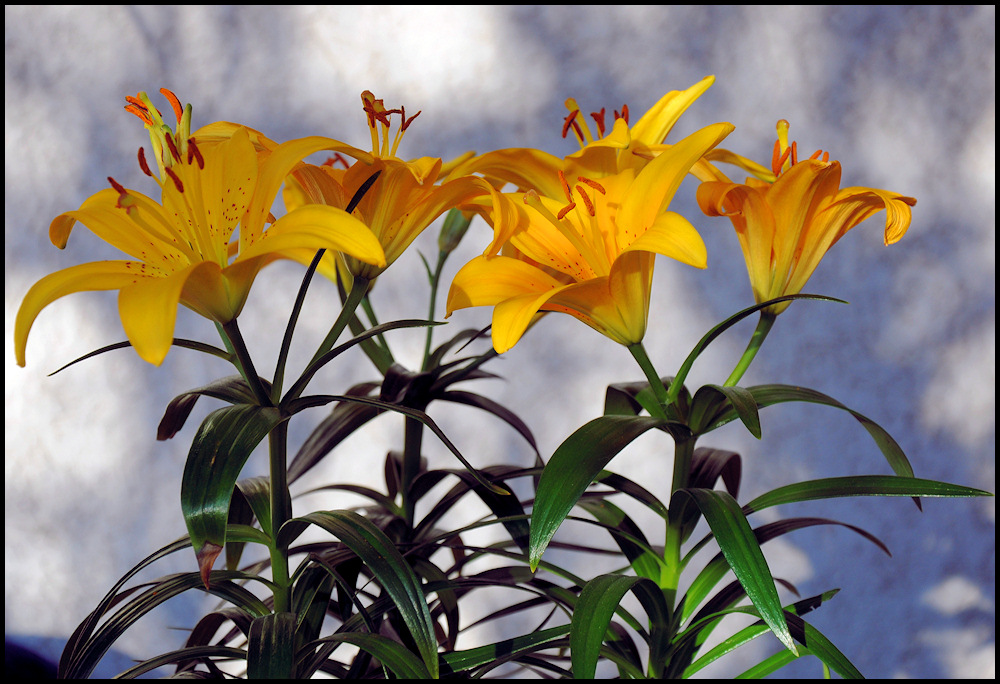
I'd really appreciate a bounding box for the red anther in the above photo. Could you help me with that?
[562,109,580,139]
[125,102,153,126]
[590,108,606,138]
[108,176,128,196]
[576,177,606,194]
[402,110,421,131]
[558,170,573,202]
[164,134,181,162]
[790,141,798,166]
[575,185,596,216]
[556,202,577,220]
[164,167,184,193]
[322,152,350,168]
[187,138,205,169]
[614,104,629,124]
[137,147,154,177]
[160,88,184,123]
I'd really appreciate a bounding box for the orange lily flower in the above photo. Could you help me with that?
[15,89,385,367]
[697,120,916,314]
[447,122,734,352]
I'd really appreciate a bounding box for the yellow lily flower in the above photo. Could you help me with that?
[446,76,717,210]
[15,89,386,367]
[447,122,734,353]
[696,120,916,315]
[284,91,490,282]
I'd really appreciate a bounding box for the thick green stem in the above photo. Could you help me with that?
[723,312,776,387]
[421,251,448,371]
[628,342,669,420]
[400,414,425,527]
[268,420,292,614]
[221,319,271,407]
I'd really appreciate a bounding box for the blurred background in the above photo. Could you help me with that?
[5,5,994,678]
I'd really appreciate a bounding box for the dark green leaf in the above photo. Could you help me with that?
[247,612,296,678]
[673,488,795,654]
[290,510,439,678]
[309,633,432,679]
[529,415,664,571]
[181,405,282,582]
[157,375,268,440]
[694,384,761,438]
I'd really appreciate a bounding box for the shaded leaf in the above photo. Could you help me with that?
[247,612,296,679]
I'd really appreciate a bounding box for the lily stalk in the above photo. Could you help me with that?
[723,311,775,387]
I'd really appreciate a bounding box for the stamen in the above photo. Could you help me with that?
[402,109,421,131]
[164,167,184,193]
[558,170,573,202]
[556,202,577,220]
[575,185,596,216]
[160,88,184,123]
[562,109,581,139]
[163,134,181,164]
[108,176,128,196]
[137,148,154,177]
[772,142,792,177]
[576,177,606,194]
[790,141,798,166]
[590,108,606,138]
[124,99,153,126]
[614,104,629,124]
[187,138,205,169]
[108,177,134,213]
[322,153,350,168]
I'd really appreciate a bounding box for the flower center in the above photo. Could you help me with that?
[562,99,630,147]
[771,119,830,177]
[361,90,420,159]
[124,89,198,185]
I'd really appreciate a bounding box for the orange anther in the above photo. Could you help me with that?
[556,202,577,220]
[576,177,606,194]
[322,152,350,168]
[137,148,153,177]
[160,88,184,123]
[575,185,596,216]
[558,170,573,202]
[124,103,153,126]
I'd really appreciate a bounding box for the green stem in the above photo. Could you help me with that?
[221,319,271,407]
[628,342,669,420]
[400,413,425,527]
[723,312,776,387]
[268,420,292,613]
[421,251,448,371]
[308,275,371,369]
[272,249,327,403]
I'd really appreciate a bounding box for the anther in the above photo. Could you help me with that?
[322,153,350,168]
[562,109,581,139]
[108,176,128,196]
[164,167,184,193]
[613,104,629,124]
[575,185,596,216]
[590,108,606,138]
[556,202,577,220]
[160,88,184,123]
[164,134,181,163]
[137,148,154,177]
[576,177,606,194]
[187,138,205,169]
[124,97,154,126]
[558,170,573,203]
[402,109,422,131]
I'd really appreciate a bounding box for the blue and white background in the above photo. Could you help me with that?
[5,6,995,678]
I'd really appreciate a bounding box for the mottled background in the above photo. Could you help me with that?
[5,5,994,678]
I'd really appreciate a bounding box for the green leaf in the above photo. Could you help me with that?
[248,612,297,679]
[576,499,664,582]
[693,384,761,438]
[310,633,432,679]
[570,574,670,679]
[290,511,439,678]
[181,405,283,584]
[439,625,570,676]
[743,475,994,514]
[529,415,664,571]
[673,488,795,655]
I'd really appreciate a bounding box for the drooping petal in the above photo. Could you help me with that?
[15,261,145,367]
[239,204,386,268]
[118,262,210,365]
[623,211,707,269]
[630,76,716,147]
[545,275,641,346]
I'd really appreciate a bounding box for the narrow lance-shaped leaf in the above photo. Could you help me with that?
[247,612,296,679]
[673,488,796,654]
[181,404,283,586]
[529,415,664,571]
[291,510,439,678]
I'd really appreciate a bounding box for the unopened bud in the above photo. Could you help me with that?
[438,208,472,253]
